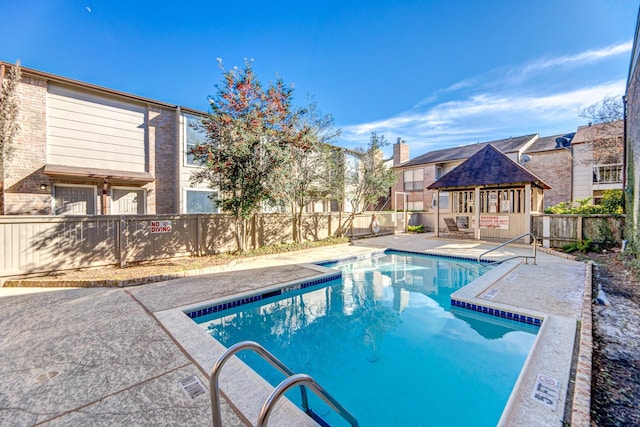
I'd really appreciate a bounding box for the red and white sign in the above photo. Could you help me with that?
[150,220,172,233]
[471,216,509,230]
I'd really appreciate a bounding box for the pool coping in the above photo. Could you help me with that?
[447,258,578,426]
[156,247,584,426]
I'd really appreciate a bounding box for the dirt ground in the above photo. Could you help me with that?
[587,252,640,426]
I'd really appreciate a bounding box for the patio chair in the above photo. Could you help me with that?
[443,218,473,238]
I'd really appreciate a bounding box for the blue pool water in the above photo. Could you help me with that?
[195,251,539,426]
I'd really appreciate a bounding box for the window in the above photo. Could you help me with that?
[439,192,449,209]
[407,201,424,211]
[185,115,206,166]
[403,169,424,191]
[435,163,445,180]
[185,190,218,213]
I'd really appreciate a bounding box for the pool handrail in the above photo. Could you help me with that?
[210,340,358,427]
[476,232,538,265]
[258,373,359,427]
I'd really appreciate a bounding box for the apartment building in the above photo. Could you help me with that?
[392,123,623,214]
[0,63,355,216]
[1,62,187,215]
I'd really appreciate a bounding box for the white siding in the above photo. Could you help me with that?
[47,84,147,172]
[572,144,593,201]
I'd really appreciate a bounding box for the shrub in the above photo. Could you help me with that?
[544,190,624,215]
[407,224,426,233]
[560,239,594,253]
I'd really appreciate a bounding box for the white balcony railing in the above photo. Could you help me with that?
[593,164,623,184]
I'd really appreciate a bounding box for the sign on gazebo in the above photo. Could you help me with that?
[471,216,509,229]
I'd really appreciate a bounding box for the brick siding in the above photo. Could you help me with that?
[525,150,572,208]
[3,75,50,214]
[148,106,177,214]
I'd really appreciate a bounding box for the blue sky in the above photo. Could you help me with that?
[1,0,638,157]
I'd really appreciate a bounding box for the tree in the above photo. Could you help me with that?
[578,95,624,165]
[1,61,21,164]
[190,59,311,252]
[281,101,341,242]
[333,132,397,237]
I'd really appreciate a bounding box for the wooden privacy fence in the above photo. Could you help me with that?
[0,212,395,277]
[531,214,625,248]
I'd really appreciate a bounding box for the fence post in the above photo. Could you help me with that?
[196,215,203,256]
[542,216,550,248]
[118,215,127,268]
[577,216,583,242]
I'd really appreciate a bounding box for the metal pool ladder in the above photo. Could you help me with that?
[210,341,359,427]
[476,232,538,265]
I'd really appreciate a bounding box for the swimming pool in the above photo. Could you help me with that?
[194,251,539,426]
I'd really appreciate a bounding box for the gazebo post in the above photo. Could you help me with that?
[435,190,440,237]
[524,184,532,244]
[474,186,481,240]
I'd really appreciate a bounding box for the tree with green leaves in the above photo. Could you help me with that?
[281,101,341,242]
[190,59,311,252]
[333,132,397,237]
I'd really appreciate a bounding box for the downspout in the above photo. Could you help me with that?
[570,143,574,202]
[176,106,181,214]
[0,63,5,215]
[624,97,628,192]
[102,178,108,215]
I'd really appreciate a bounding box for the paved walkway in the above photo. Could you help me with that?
[0,234,588,426]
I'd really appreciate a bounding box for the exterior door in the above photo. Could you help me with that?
[54,186,96,215]
[112,189,145,214]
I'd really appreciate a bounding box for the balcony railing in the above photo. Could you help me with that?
[593,164,623,184]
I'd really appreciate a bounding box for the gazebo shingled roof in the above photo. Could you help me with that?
[427,144,551,190]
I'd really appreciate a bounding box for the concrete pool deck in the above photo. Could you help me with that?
[0,234,590,426]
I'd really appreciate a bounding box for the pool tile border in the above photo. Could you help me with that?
[450,298,543,326]
[388,248,497,264]
[316,248,496,267]
[188,248,500,321]
[185,272,342,319]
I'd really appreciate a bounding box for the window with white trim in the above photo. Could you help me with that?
[407,201,424,211]
[403,169,423,191]
[439,192,449,209]
[185,115,206,166]
[185,190,218,213]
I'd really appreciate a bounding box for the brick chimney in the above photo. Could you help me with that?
[393,138,409,166]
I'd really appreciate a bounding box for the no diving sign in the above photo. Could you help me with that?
[150,220,172,233]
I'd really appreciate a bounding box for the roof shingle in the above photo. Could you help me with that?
[401,134,538,167]
[427,144,551,190]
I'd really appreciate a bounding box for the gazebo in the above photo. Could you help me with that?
[427,144,550,242]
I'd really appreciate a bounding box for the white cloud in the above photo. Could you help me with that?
[339,42,630,156]
[340,79,626,155]
[520,41,632,75]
